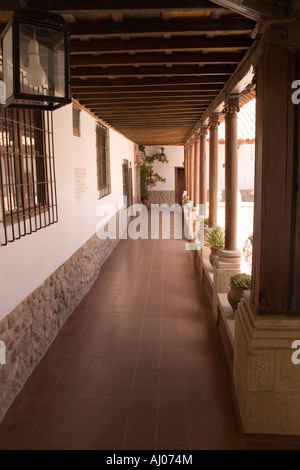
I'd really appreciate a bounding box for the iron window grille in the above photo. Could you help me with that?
[122,159,131,208]
[72,105,81,137]
[96,122,111,199]
[0,105,58,245]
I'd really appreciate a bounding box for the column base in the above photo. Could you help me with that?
[212,249,241,322]
[234,297,300,437]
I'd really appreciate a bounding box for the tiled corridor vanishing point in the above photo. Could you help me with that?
[0,233,299,450]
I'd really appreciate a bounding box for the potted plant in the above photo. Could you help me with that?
[182,195,189,205]
[227,273,252,312]
[139,145,167,204]
[203,226,225,266]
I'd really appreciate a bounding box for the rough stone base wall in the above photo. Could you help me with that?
[0,211,126,422]
[148,190,175,206]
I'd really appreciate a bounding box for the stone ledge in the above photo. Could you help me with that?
[148,190,175,206]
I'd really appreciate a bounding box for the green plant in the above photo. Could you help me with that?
[230,273,252,289]
[204,218,209,227]
[139,145,167,199]
[203,226,225,251]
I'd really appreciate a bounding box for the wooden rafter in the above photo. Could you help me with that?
[70,64,235,78]
[71,52,244,67]
[70,36,253,54]
[71,76,228,88]
[0,0,228,14]
[70,18,255,37]
[208,0,288,21]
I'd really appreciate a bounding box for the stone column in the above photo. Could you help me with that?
[184,143,189,197]
[189,138,195,204]
[199,127,208,216]
[233,27,300,438]
[134,144,141,204]
[193,132,201,207]
[208,115,220,228]
[224,97,239,251]
[212,98,241,321]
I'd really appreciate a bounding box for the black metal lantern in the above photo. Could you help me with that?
[1,5,71,110]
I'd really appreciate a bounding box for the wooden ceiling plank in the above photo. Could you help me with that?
[76,95,213,101]
[87,103,207,109]
[71,51,243,66]
[70,18,255,37]
[71,36,253,54]
[0,0,225,14]
[71,84,223,93]
[93,110,206,114]
[71,64,235,77]
[71,76,228,87]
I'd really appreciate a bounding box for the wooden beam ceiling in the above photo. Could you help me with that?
[0,3,265,145]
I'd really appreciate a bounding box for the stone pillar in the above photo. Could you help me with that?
[134,144,141,204]
[224,97,239,251]
[212,99,241,321]
[189,138,195,203]
[208,115,220,228]
[194,132,201,207]
[199,127,208,216]
[184,143,189,196]
[185,143,190,198]
[233,27,300,438]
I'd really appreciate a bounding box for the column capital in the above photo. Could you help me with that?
[194,131,201,143]
[209,114,221,128]
[200,126,208,137]
[224,96,240,115]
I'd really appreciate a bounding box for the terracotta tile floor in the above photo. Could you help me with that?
[1,234,300,450]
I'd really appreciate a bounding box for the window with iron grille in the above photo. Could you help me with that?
[0,106,58,246]
[96,122,111,199]
[72,105,81,137]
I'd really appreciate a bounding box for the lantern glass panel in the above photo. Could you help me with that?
[19,23,65,99]
[2,26,13,100]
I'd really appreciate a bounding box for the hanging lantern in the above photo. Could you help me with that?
[1,4,71,110]
[150,170,155,182]
[158,147,168,163]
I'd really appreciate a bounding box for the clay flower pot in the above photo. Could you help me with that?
[209,248,220,267]
[227,286,246,312]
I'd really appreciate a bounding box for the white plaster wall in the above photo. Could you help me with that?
[145,143,254,194]
[145,145,184,191]
[216,143,255,191]
[0,104,135,321]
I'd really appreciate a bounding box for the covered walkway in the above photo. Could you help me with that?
[0,232,298,450]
